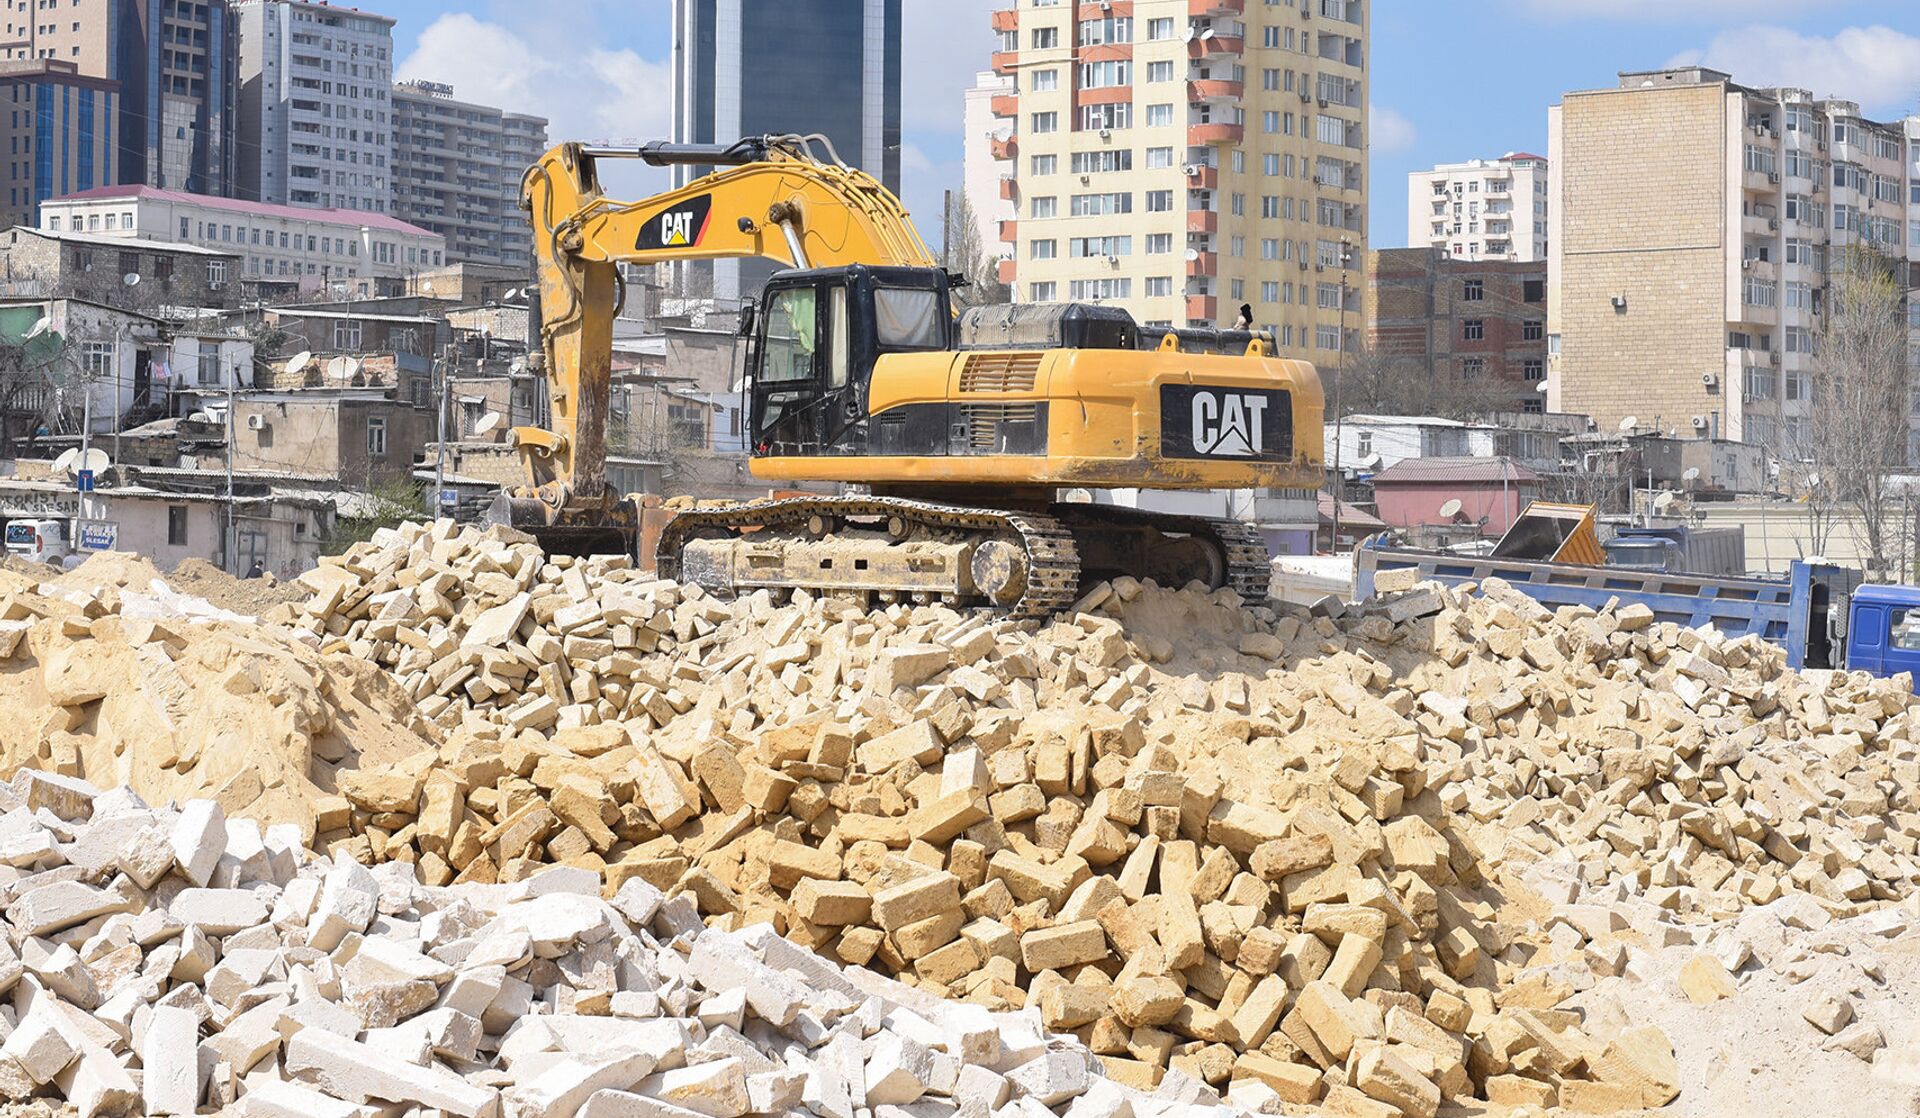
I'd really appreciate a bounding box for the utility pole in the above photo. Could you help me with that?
[226,353,237,572]
[941,190,953,272]
[433,343,452,518]
[1330,241,1352,551]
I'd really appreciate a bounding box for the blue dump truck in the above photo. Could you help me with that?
[1352,509,1920,687]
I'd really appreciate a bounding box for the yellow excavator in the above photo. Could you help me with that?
[493,134,1325,616]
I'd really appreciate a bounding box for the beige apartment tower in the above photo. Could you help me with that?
[987,0,1368,357]
[1549,67,1920,454]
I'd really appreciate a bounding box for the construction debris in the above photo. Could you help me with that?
[4,519,1920,1115]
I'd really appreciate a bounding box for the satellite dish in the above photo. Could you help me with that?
[76,448,109,474]
[50,448,77,473]
[1618,415,1639,432]
[344,356,364,380]
[187,411,214,423]
[1184,249,1200,262]
[1682,466,1700,482]
[1537,381,1550,393]
[1438,498,1464,520]
[1183,25,1197,41]
[285,351,314,376]
[325,356,353,382]
[24,317,51,340]
[1653,491,1676,512]
[504,288,521,302]
[1199,27,1216,40]
[474,411,502,436]
[122,272,140,287]
[1808,472,1822,488]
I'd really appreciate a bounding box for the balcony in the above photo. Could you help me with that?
[1187,79,1243,102]
[990,93,1017,117]
[1740,258,1777,282]
[1189,0,1244,13]
[1187,210,1218,234]
[1186,295,1218,322]
[1188,122,1244,146]
[990,8,1018,32]
[999,176,1018,201]
[991,50,1018,75]
[998,219,1018,243]
[998,258,1017,285]
[1742,210,1780,238]
[1186,165,1217,190]
[990,135,1017,161]
[1185,251,1218,277]
[1743,167,1780,194]
[1186,35,1243,58]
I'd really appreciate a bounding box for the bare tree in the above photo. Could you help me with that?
[1799,243,1913,576]
[944,194,1011,311]
[1331,339,1521,423]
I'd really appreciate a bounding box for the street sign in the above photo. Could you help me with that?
[439,488,459,507]
[76,521,116,551]
[74,470,94,493]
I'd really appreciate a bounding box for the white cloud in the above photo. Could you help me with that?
[396,12,675,196]
[1512,0,1855,21]
[1666,25,1920,114]
[1370,105,1417,154]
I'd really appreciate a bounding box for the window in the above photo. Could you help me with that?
[1785,281,1811,310]
[1785,326,1816,354]
[1522,279,1544,303]
[1463,319,1484,341]
[1744,277,1777,308]
[760,286,817,383]
[1146,233,1173,254]
[1078,103,1130,130]
[1522,320,1543,341]
[1030,196,1056,218]
[1744,367,1776,400]
[1070,192,1132,216]
[207,260,228,287]
[1263,111,1280,134]
[1030,112,1058,134]
[1462,358,1485,379]
[1145,190,1173,212]
[1071,150,1132,174]
[1262,26,1281,47]
[367,416,388,457]
[333,319,363,349]
[1030,239,1056,260]
[1031,27,1057,48]
[167,506,188,547]
[1263,68,1281,92]
[1145,146,1174,169]
[1030,154,1056,175]
[1261,196,1281,218]
[1068,278,1131,300]
[1316,324,1342,351]
[1147,16,1175,39]
[1264,153,1281,176]
[1031,69,1058,92]
[1261,281,1280,303]
[1261,238,1280,260]
[1463,279,1484,301]
[1080,60,1130,89]
[1146,60,1173,83]
[1030,281,1057,301]
[1231,193,1245,216]
[1077,16,1131,45]
[874,288,943,349]
[1069,236,1131,257]
[1230,236,1244,258]
[1146,104,1173,127]
[1316,282,1342,309]
[1523,358,1544,381]
[1145,276,1173,297]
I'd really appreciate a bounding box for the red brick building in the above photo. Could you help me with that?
[1367,247,1548,412]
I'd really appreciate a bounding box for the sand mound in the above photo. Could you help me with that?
[167,556,309,616]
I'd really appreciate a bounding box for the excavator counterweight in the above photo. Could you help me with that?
[493,134,1325,611]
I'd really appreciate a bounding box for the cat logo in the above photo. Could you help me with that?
[1190,390,1267,456]
[636,194,714,251]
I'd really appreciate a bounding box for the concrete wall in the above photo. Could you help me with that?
[0,230,240,308]
[1374,479,1538,537]
[233,396,430,486]
[1551,81,1729,434]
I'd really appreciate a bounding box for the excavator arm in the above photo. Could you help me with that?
[504,134,937,546]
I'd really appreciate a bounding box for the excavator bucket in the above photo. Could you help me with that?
[1491,501,1604,566]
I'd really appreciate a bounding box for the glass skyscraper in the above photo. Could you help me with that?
[671,0,903,300]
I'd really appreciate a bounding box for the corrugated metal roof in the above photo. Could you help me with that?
[1370,456,1539,484]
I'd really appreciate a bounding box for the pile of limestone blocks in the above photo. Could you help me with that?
[0,765,1307,1118]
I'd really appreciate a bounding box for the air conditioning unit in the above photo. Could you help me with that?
[1767,172,1781,184]
[1297,259,1308,271]
[1691,415,1708,430]
[1768,218,1780,231]
[246,414,266,430]
[1317,97,1328,108]
[1183,164,1199,176]
[1099,128,1112,140]
[1301,5,1311,17]
[1298,88,1312,102]
[1106,254,1120,266]
[1741,258,1754,271]
[1770,350,1782,366]
[1812,179,1824,193]
[1080,175,1092,185]
[1314,263,1325,272]
[1702,372,1718,388]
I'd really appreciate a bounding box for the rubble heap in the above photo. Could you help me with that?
[0,768,1345,1118]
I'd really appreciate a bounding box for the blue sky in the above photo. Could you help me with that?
[381,0,1920,252]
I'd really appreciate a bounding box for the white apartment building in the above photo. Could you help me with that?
[1406,153,1548,262]
[391,81,548,274]
[989,0,1369,353]
[1549,68,1920,458]
[963,70,1016,268]
[234,0,396,213]
[39,185,444,298]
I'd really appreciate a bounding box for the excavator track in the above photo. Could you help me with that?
[1050,504,1274,601]
[656,496,1082,619]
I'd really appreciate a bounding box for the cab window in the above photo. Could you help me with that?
[760,287,817,382]
[1891,607,1920,652]
[874,287,945,348]
[829,286,850,389]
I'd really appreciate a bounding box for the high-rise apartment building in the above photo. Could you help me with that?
[1,0,238,195]
[987,0,1368,355]
[1406,154,1548,262]
[391,81,548,274]
[963,69,1016,268]
[1368,247,1548,414]
[1548,68,1920,453]
[0,61,120,227]
[672,0,902,299]
[235,0,395,212]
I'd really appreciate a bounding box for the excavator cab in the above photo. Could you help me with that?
[746,264,954,458]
